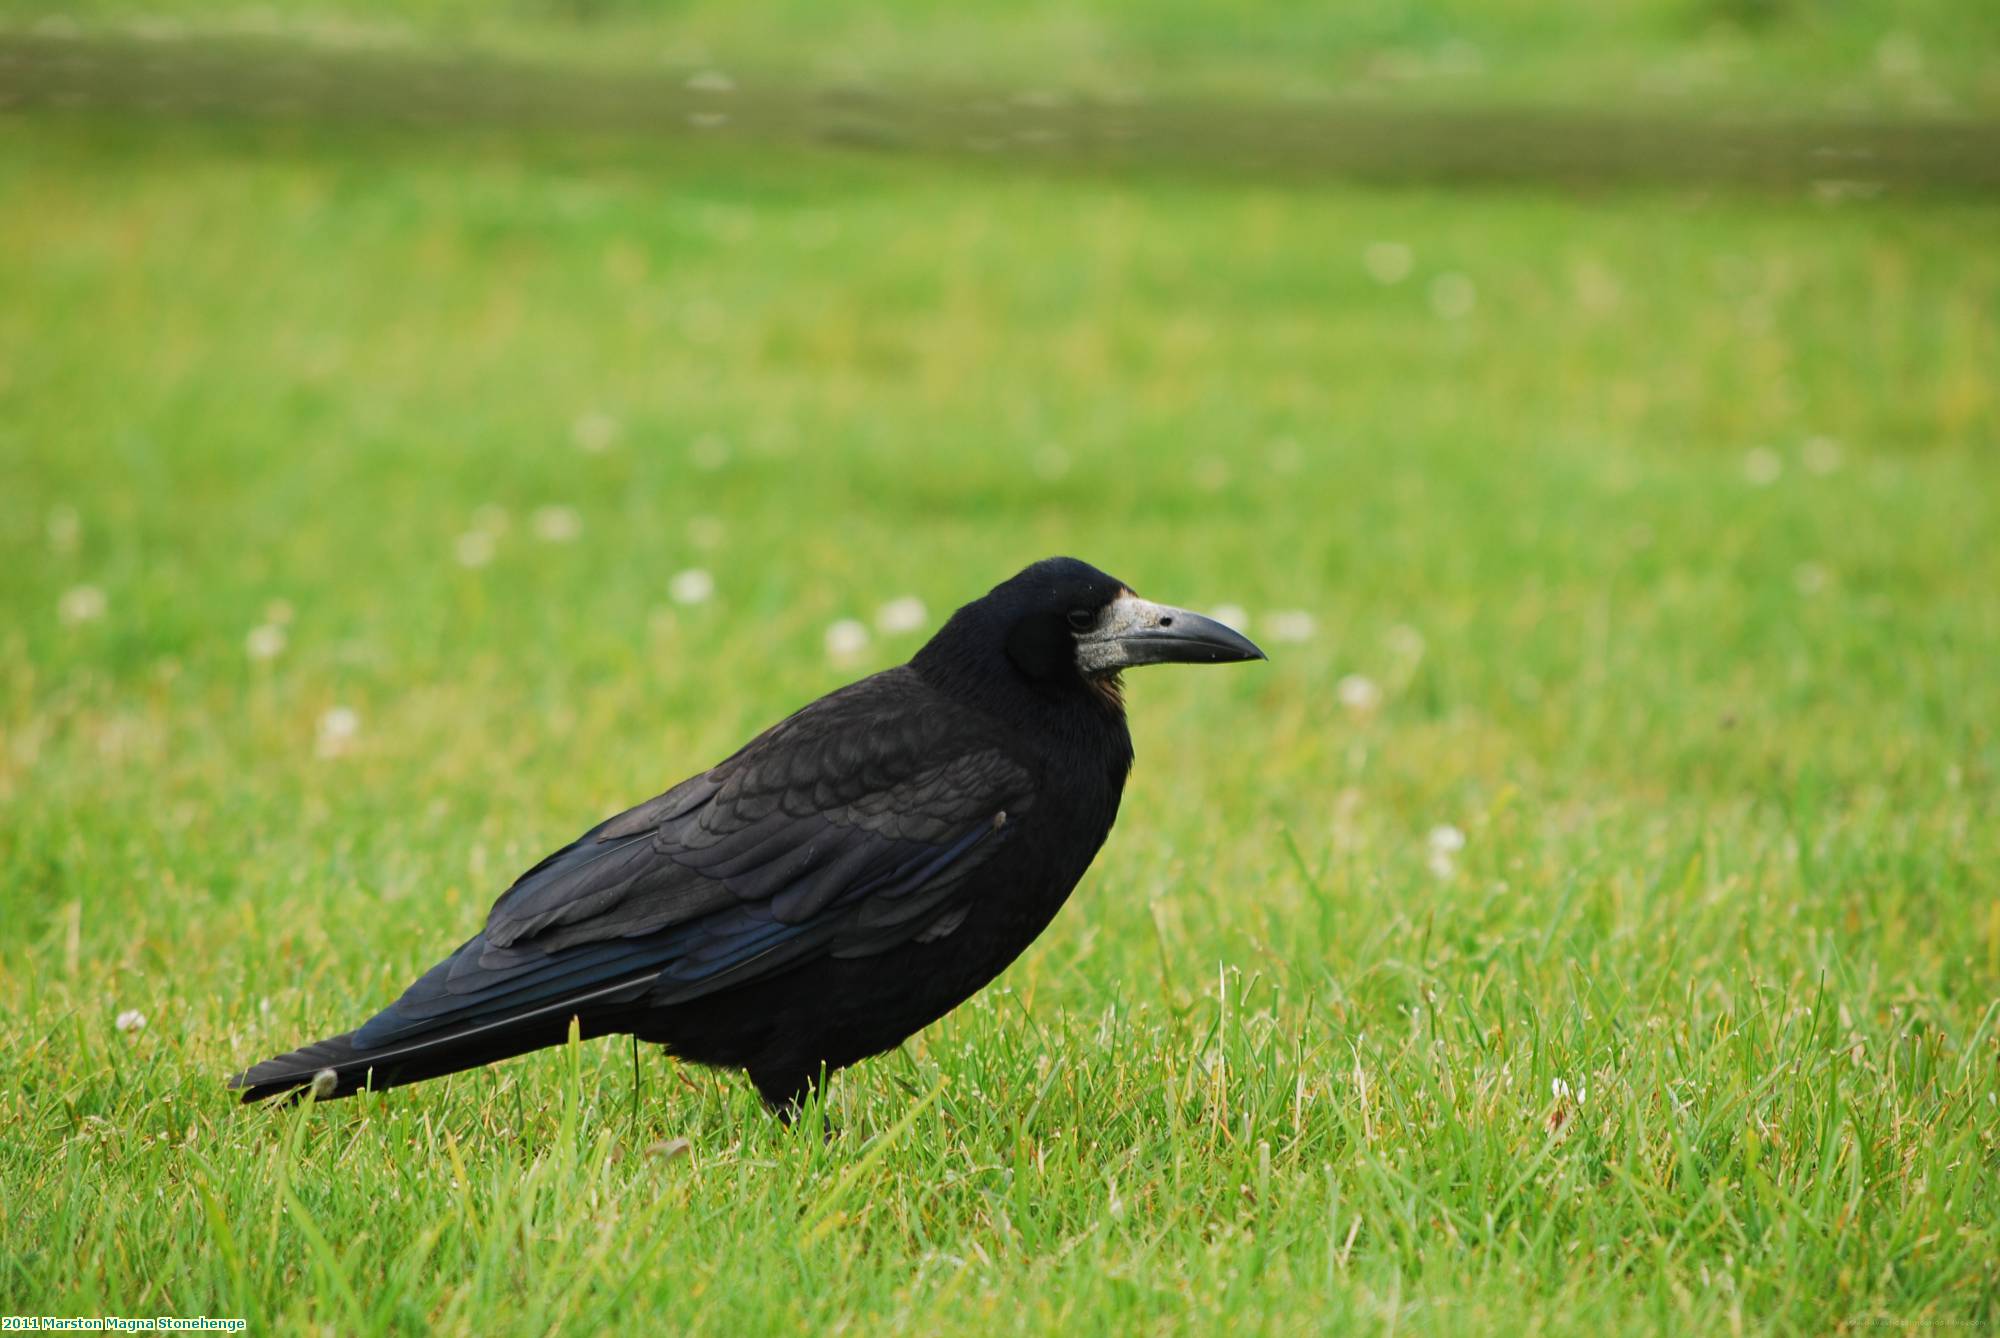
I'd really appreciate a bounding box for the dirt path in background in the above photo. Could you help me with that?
[3,31,1997,194]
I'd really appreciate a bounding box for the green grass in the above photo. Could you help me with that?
[2,112,1998,1333]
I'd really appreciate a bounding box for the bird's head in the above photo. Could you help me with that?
[914,557,1265,713]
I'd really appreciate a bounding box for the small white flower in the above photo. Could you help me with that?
[690,433,732,470]
[1743,448,1782,486]
[317,706,360,757]
[531,505,582,543]
[1209,604,1249,634]
[876,597,928,635]
[1337,674,1382,712]
[245,623,287,661]
[1876,32,1923,78]
[1429,272,1477,320]
[1263,610,1317,643]
[687,69,736,93]
[825,618,870,661]
[1192,456,1230,491]
[571,411,621,453]
[1551,1077,1587,1105]
[687,515,725,549]
[1363,241,1414,285]
[1802,436,1843,475]
[1427,824,1467,854]
[59,585,106,625]
[681,299,726,342]
[47,504,81,553]
[115,1009,147,1033]
[669,568,714,605]
[454,531,496,568]
[310,1068,339,1100]
[1426,851,1457,878]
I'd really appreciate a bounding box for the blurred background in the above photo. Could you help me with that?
[0,1,1997,1326]
[3,0,1997,1081]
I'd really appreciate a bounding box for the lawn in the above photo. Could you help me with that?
[1,56,1998,1338]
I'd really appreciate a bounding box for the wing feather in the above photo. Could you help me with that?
[347,669,1031,1056]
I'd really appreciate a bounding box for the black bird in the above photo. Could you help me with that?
[232,557,1264,1115]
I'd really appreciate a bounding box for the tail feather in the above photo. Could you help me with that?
[230,932,670,1104]
[229,1007,636,1103]
[230,1032,375,1103]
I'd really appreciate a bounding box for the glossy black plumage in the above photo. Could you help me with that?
[231,557,1260,1113]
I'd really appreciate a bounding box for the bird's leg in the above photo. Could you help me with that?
[755,1067,836,1139]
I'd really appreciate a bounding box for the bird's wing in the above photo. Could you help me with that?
[350,671,1031,1050]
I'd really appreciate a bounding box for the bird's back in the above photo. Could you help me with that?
[233,665,1131,1109]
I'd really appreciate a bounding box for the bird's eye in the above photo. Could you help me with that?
[1066,608,1095,632]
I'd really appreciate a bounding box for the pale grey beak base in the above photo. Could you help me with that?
[1074,595,1267,675]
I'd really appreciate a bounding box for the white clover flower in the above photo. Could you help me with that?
[1263,610,1317,643]
[1363,241,1414,285]
[115,1009,147,1033]
[531,505,582,543]
[1876,33,1922,78]
[1551,1077,1587,1105]
[59,585,106,625]
[571,411,621,453]
[825,619,870,661]
[47,504,81,553]
[875,597,928,635]
[1337,674,1382,712]
[317,706,361,757]
[669,568,714,605]
[454,531,495,568]
[1427,824,1467,854]
[690,434,732,471]
[1802,436,1843,475]
[1429,272,1477,320]
[1743,448,1782,486]
[245,624,287,661]
[1209,604,1249,634]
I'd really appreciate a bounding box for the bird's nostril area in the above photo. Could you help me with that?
[1158,616,1174,627]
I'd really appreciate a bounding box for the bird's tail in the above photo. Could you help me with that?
[230,930,671,1103]
[228,1010,621,1103]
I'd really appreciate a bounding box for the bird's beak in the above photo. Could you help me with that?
[1075,593,1267,675]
